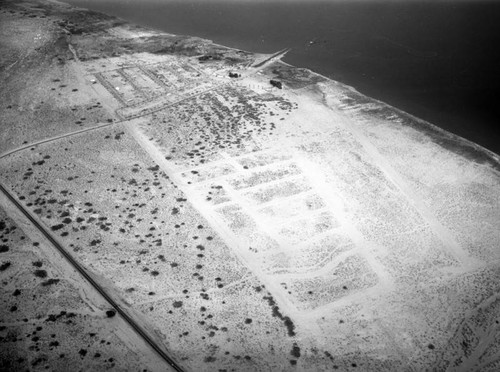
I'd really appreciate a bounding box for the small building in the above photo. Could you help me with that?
[270,80,282,89]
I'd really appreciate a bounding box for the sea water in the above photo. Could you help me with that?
[63,0,500,155]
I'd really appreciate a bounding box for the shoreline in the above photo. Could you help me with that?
[59,0,500,157]
[56,0,500,163]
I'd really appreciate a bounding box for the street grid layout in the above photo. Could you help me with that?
[2,2,500,370]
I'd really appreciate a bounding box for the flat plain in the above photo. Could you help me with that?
[1,1,500,371]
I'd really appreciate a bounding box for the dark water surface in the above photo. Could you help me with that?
[64,0,500,154]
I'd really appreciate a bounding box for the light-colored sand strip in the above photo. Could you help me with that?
[333,105,482,269]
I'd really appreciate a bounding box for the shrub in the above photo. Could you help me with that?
[42,279,60,286]
[172,301,183,308]
[34,269,47,278]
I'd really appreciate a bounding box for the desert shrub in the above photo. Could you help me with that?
[42,279,60,286]
[34,269,48,278]
[290,343,301,358]
[172,301,183,308]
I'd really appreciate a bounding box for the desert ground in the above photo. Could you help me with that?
[1,1,500,371]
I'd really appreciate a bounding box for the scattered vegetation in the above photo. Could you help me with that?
[263,294,296,337]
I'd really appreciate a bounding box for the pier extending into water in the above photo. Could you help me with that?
[252,48,291,69]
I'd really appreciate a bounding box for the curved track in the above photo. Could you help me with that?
[0,182,184,372]
[0,121,120,160]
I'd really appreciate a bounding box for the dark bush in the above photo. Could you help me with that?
[34,269,48,278]
[172,301,183,308]
[290,343,301,358]
[42,279,60,286]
